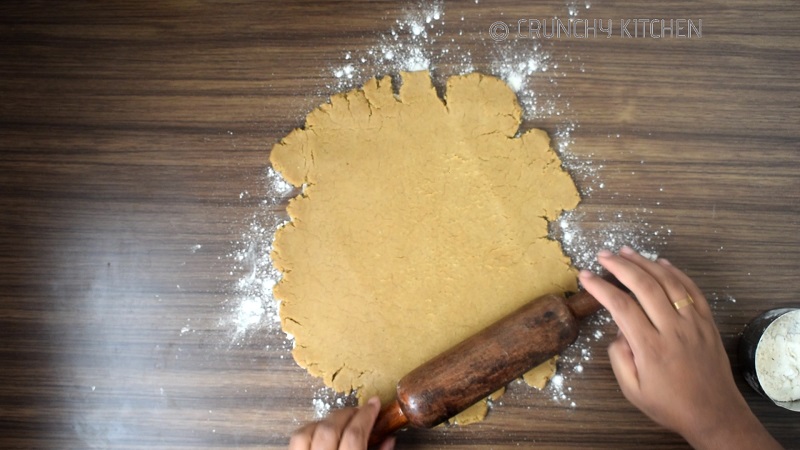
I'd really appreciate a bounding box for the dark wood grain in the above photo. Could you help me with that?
[1,1,798,449]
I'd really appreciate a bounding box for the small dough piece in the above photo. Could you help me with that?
[523,356,560,390]
[271,71,580,416]
[450,402,488,426]
[448,387,507,426]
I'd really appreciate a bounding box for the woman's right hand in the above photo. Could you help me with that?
[580,247,782,450]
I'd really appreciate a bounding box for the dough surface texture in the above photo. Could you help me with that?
[270,71,580,409]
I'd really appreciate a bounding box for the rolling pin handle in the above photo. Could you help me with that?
[566,273,626,320]
[565,290,603,320]
[368,399,408,448]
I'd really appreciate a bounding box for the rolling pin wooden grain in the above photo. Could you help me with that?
[368,279,621,446]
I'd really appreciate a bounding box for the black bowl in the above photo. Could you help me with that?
[738,308,800,412]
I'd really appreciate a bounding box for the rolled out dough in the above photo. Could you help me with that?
[271,71,579,420]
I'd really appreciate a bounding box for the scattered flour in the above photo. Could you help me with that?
[566,0,592,17]
[707,292,738,318]
[327,0,474,92]
[545,308,615,407]
[223,167,295,343]
[553,208,668,273]
[312,387,356,420]
[488,41,558,119]
[553,122,600,196]
[180,320,191,335]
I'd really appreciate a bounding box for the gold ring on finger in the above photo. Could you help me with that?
[672,295,694,311]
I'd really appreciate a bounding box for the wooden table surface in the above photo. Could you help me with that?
[1,1,798,449]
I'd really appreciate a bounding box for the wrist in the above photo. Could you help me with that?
[682,401,782,450]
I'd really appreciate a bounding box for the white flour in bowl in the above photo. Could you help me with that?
[755,310,800,403]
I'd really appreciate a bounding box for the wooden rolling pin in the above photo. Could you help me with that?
[368,280,618,446]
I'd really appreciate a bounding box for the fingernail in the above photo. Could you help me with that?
[579,269,595,280]
[619,245,635,255]
[597,249,613,259]
[368,396,380,408]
